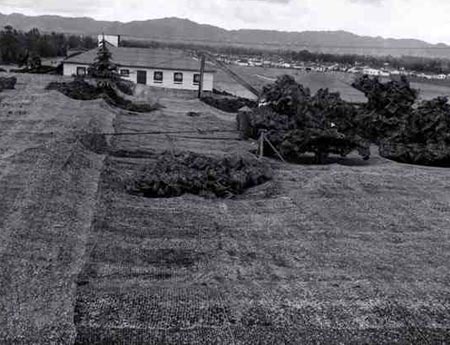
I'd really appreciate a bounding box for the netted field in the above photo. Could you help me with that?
[0,73,115,343]
[1,74,450,344]
[75,93,450,343]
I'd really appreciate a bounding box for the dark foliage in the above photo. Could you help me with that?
[46,78,161,112]
[88,40,119,81]
[128,151,272,198]
[248,75,369,163]
[353,75,450,166]
[11,65,58,74]
[352,75,418,141]
[115,79,135,96]
[380,96,450,166]
[379,142,450,167]
[0,25,96,65]
[261,75,311,117]
[0,76,17,91]
[279,128,370,163]
[46,78,101,100]
[201,95,257,113]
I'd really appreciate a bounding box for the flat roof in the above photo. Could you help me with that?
[64,46,216,73]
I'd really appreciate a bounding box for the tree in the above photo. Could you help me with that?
[88,38,119,83]
[352,75,418,142]
[0,25,20,63]
[380,96,450,166]
[248,75,370,163]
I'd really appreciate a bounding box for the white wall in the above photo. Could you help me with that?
[98,35,120,47]
[118,67,214,91]
[63,63,82,77]
[64,63,214,91]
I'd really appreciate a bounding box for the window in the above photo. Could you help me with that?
[153,71,163,83]
[120,69,130,77]
[76,66,86,76]
[173,72,183,84]
[193,73,201,85]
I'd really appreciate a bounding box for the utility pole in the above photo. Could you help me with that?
[198,53,206,99]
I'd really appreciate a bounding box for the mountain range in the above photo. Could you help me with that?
[1,12,450,58]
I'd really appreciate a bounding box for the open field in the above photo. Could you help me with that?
[1,74,450,344]
[215,65,450,102]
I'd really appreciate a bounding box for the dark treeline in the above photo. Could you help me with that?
[0,26,97,65]
[123,39,450,74]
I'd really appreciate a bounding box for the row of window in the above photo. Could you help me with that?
[120,69,201,85]
[75,67,202,86]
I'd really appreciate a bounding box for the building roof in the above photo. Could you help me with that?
[64,46,215,73]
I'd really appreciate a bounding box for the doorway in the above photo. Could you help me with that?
[137,70,147,84]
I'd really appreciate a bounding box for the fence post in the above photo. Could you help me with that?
[259,130,266,159]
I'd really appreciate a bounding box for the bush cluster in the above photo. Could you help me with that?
[0,76,17,92]
[202,95,257,113]
[46,78,161,113]
[128,151,272,198]
[246,75,369,163]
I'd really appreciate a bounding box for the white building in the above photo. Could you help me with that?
[97,34,121,47]
[63,46,216,91]
[363,68,382,76]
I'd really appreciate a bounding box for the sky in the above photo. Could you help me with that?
[1,0,450,44]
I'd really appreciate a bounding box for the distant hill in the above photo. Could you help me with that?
[1,12,450,58]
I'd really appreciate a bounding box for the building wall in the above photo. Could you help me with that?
[98,34,120,47]
[63,63,214,91]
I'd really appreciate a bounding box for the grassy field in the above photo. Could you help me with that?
[215,65,450,103]
[1,74,450,344]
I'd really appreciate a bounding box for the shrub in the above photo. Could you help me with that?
[352,75,418,141]
[127,151,272,198]
[246,75,370,163]
[380,96,450,166]
[46,78,101,100]
[353,75,450,166]
[46,79,161,112]
[0,76,17,91]
[115,79,134,95]
[202,95,257,113]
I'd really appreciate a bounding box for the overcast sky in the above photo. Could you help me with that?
[1,0,449,44]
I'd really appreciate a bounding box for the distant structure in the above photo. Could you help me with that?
[98,34,121,47]
[63,40,215,92]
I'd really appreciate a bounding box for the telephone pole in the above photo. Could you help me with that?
[198,54,206,99]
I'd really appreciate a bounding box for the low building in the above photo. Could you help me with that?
[63,46,215,91]
[98,34,120,47]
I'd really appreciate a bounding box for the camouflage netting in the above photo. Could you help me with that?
[127,151,272,198]
[46,79,161,113]
[202,95,257,113]
[353,75,450,166]
[352,75,418,142]
[245,75,370,163]
[380,96,450,166]
[0,76,17,91]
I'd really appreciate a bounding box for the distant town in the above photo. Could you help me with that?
[213,54,450,80]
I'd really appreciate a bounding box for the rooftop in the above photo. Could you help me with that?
[64,46,216,73]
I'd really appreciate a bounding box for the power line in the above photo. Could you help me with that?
[101,129,239,136]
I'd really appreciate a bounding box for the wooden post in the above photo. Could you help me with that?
[259,130,265,159]
[198,54,206,99]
